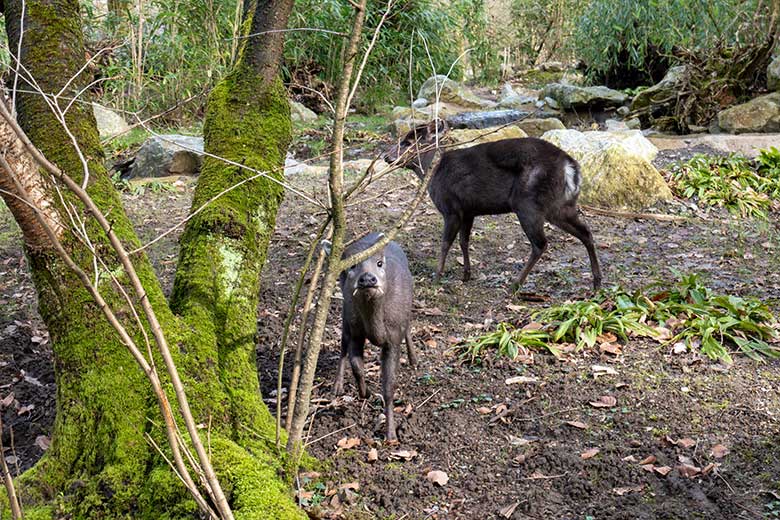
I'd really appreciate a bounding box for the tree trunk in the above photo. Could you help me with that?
[1,0,303,518]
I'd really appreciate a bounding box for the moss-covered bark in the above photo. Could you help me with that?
[1,0,304,518]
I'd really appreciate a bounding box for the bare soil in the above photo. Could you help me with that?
[1,146,780,520]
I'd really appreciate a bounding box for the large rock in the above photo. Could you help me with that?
[649,133,780,158]
[290,100,317,122]
[514,117,565,137]
[717,92,780,134]
[392,102,463,135]
[542,83,628,110]
[93,103,130,139]
[445,126,528,150]
[768,56,780,91]
[630,66,687,112]
[128,135,204,179]
[542,129,671,209]
[497,82,540,109]
[418,75,496,109]
[447,109,536,129]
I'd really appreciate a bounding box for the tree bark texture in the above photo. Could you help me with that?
[1,0,303,518]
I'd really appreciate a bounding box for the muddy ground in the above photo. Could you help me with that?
[1,142,780,519]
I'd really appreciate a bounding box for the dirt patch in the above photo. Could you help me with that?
[1,144,779,519]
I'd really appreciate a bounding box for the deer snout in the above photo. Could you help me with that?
[357,272,378,289]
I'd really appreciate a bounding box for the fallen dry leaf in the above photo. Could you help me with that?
[423,338,437,349]
[17,403,34,415]
[499,501,519,518]
[389,449,418,461]
[672,342,687,354]
[580,448,600,460]
[426,470,449,486]
[654,326,673,341]
[521,322,543,330]
[476,406,492,415]
[677,438,696,449]
[506,304,524,313]
[589,395,617,408]
[34,435,50,451]
[701,462,718,475]
[367,448,378,462]
[0,392,14,408]
[512,454,526,465]
[638,455,657,465]
[710,444,729,459]
[565,420,588,430]
[339,482,360,491]
[591,365,619,378]
[596,332,618,343]
[336,437,361,450]
[505,375,538,385]
[654,466,673,476]
[622,455,638,463]
[640,464,656,473]
[599,342,622,356]
[613,485,644,496]
[677,464,701,478]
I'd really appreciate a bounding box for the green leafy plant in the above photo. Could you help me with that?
[455,274,779,365]
[670,152,780,219]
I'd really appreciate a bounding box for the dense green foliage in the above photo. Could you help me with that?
[286,0,463,109]
[86,0,243,122]
[457,275,779,364]
[573,0,759,87]
[509,0,583,66]
[670,148,780,219]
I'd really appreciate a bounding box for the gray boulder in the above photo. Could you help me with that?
[541,129,671,209]
[290,100,317,122]
[447,109,533,129]
[418,75,496,109]
[128,135,204,179]
[630,66,687,112]
[93,103,130,139]
[514,117,565,137]
[768,56,780,92]
[497,82,539,109]
[542,83,627,110]
[717,92,780,134]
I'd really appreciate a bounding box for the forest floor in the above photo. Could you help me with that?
[2,133,780,519]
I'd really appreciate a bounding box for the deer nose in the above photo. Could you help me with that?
[357,273,377,288]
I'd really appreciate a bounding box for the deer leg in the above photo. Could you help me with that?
[512,209,548,292]
[405,328,417,368]
[436,214,461,281]
[333,326,351,396]
[549,204,602,290]
[380,342,401,441]
[459,215,475,282]
[348,336,367,398]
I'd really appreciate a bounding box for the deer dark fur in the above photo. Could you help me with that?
[330,233,416,441]
[384,120,602,291]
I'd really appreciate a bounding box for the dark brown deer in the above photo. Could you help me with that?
[384,120,602,291]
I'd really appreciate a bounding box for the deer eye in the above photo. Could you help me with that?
[377,260,383,268]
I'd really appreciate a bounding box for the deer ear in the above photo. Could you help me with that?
[428,118,448,136]
[320,239,332,257]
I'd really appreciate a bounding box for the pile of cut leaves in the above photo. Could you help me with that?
[456,274,779,365]
[669,147,780,219]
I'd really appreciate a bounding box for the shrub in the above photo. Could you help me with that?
[573,0,759,88]
[455,274,779,365]
[670,150,780,219]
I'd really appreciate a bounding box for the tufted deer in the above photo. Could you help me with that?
[384,120,602,291]
[327,233,416,442]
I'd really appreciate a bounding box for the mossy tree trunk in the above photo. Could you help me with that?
[1,0,303,518]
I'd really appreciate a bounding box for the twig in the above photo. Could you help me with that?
[305,423,357,447]
[580,204,690,222]
[0,416,23,520]
[521,472,567,480]
[414,388,442,410]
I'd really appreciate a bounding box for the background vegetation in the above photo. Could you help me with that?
[0,0,773,124]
